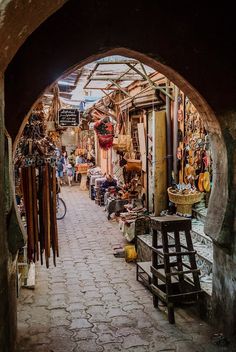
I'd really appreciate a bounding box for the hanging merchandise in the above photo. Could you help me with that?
[20,163,59,267]
[45,84,61,132]
[124,159,142,172]
[203,171,211,192]
[20,165,39,262]
[174,95,212,194]
[39,163,59,267]
[113,134,132,152]
[184,97,212,193]
[94,118,114,150]
[113,112,132,152]
[15,107,59,268]
[197,173,205,192]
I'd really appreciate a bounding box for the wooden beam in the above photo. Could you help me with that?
[95,60,138,65]
[109,79,131,97]
[84,87,116,90]
[128,63,174,100]
[89,77,143,81]
[87,62,99,80]
[101,89,116,104]
[93,106,117,120]
[74,69,83,86]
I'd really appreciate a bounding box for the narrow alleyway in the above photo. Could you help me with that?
[17,186,224,352]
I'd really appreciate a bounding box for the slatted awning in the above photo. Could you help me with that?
[41,55,173,121]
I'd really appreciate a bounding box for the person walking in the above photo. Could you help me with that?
[56,156,64,186]
[66,163,74,187]
[68,151,76,167]
[75,154,85,183]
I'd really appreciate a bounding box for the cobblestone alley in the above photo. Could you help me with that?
[17,186,227,352]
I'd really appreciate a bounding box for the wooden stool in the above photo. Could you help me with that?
[150,215,202,324]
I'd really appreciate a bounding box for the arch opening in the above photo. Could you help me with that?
[13,48,228,245]
[13,51,230,320]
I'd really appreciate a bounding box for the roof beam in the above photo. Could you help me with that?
[128,63,174,100]
[95,60,138,65]
[83,62,99,90]
[88,77,142,81]
[109,79,131,97]
[93,106,117,120]
[101,89,116,104]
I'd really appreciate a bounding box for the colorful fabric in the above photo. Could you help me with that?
[94,119,114,150]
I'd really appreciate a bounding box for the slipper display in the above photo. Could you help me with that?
[198,173,205,192]
[175,94,212,195]
[203,171,211,192]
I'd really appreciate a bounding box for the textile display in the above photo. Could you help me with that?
[94,119,114,150]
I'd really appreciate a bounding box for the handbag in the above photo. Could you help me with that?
[113,134,132,152]
[125,159,142,172]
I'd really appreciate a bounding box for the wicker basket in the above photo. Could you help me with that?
[167,187,203,217]
[76,163,88,174]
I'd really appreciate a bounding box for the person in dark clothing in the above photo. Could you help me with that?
[101,174,117,192]
[56,157,64,186]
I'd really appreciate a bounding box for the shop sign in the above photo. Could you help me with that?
[58,109,79,126]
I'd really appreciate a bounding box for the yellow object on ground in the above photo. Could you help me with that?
[124,244,137,262]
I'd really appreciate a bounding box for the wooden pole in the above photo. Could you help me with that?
[154,110,167,215]
[173,86,179,182]
[146,112,149,212]
[166,79,173,187]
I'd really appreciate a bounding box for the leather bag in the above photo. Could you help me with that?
[124,159,142,172]
[113,134,132,152]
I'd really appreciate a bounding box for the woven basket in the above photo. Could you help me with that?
[167,187,202,216]
[76,164,88,174]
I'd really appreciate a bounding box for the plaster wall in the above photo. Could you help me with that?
[0,0,68,71]
[0,77,20,352]
[212,245,236,340]
[0,74,11,352]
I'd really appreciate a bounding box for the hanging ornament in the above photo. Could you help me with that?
[94,118,114,150]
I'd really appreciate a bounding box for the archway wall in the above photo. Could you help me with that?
[0,0,68,72]
[1,0,236,343]
[5,0,234,242]
[5,0,235,131]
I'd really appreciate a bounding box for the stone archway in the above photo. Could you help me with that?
[1,1,236,349]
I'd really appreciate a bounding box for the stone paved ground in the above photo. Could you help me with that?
[17,186,231,351]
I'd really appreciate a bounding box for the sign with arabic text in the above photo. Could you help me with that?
[58,109,79,126]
